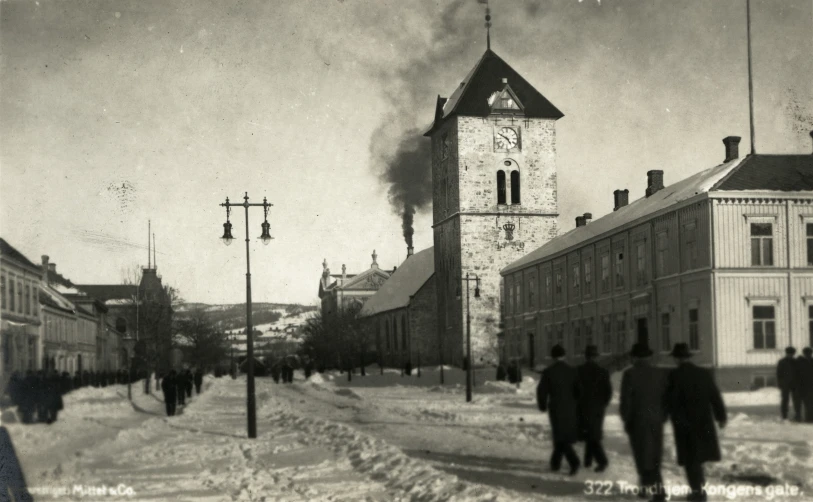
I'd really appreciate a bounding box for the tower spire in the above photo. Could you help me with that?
[479,0,491,50]
[153,233,157,269]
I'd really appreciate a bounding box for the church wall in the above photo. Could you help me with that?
[407,274,439,366]
[460,214,559,363]
[451,116,560,364]
[456,116,558,214]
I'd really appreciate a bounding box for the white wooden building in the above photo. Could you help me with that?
[501,136,813,390]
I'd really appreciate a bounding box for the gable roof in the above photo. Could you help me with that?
[712,154,813,191]
[361,247,434,317]
[502,153,813,275]
[425,49,563,136]
[0,238,40,271]
[75,284,138,302]
[338,266,391,291]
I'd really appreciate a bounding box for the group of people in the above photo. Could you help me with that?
[776,346,813,422]
[4,368,138,424]
[159,368,204,417]
[536,342,727,502]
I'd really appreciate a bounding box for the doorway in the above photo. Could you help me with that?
[636,318,649,348]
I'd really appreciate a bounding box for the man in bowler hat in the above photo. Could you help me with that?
[577,344,612,472]
[621,343,668,501]
[536,344,581,475]
[665,342,727,502]
[777,346,801,421]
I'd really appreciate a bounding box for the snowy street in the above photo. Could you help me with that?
[5,369,813,501]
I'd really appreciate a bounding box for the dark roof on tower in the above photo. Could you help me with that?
[424,49,563,136]
[711,155,813,191]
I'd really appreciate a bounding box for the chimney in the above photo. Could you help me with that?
[723,136,741,162]
[41,255,50,284]
[645,170,664,197]
[48,263,56,273]
[613,189,629,211]
[583,213,593,224]
[407,246,414,258]
[575,216,586,227]
[809,131,813,154]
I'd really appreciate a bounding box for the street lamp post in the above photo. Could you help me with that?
[219,193,273,439]
[231,331,236,379]
[456,273,480,403]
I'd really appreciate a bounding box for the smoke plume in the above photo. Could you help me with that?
[368,0,470,247]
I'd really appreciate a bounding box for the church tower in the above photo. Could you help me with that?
[425,49,563,364]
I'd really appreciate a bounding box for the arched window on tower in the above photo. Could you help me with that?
[511,170,520,204]
[497,170,506,205]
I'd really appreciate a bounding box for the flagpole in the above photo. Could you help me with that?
[746,0,756,154]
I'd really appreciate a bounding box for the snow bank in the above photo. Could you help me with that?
[271,409,511,501]
[723,388,779,407]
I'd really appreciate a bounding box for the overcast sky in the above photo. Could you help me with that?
[1,0,811,306]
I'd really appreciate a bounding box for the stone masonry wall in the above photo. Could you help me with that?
[433,115,560,365]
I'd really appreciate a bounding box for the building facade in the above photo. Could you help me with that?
[361,247,437,367]
[0,239,42,376]
[317,251,391,320]
[425,49,562,365]
[501,138,813,390]
[78,265,173,373]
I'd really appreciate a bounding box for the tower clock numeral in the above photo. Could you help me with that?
[496,127,518,150]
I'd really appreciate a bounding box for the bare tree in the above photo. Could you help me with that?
[173,308,228,370]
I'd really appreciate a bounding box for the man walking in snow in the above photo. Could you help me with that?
[798,347,813,422]
[161,371,177,416]
[665,342,727,502]
[777,346,801,421]
[175,370,187,406]
[536,344,581,475]
[193,368,203,395]
[577,345,612,472]
[620,343,668,501]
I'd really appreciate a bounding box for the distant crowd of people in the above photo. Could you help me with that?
[159,368,204,417]
[4,369,136,425]
[776,346,813,422]
[537,342,727,502]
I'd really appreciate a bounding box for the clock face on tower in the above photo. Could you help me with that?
[495,127,519,150]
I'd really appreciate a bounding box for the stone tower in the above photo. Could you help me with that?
[424,49,563,365]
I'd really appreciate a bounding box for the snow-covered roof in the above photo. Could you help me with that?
[361,247,434,317]
[502,156,744,274]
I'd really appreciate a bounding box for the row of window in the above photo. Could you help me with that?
[506,221,813,316]
[0,274,39,317]
[530,308,701,358]
[380,316,409,353]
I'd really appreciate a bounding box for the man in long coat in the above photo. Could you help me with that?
[620,343,668,501]
[777,346,801,421]
[798,347,813,422]
[193,368,203,395]
[665,343,727,502]
[175,370,187,406]
[536,344,581,475]
[161,371,177,417]
[577,344,612,472]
